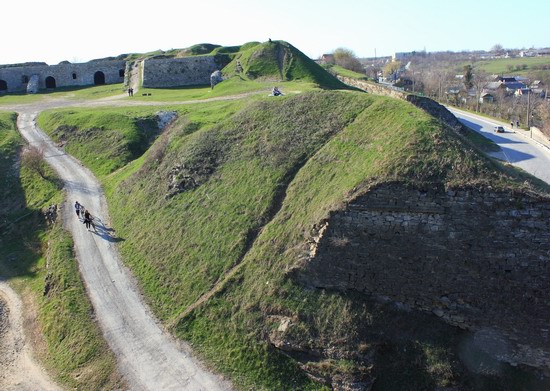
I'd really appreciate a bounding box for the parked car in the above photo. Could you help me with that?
[494,126,505,133]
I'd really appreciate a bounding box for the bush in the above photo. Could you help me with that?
[22,145,47,179]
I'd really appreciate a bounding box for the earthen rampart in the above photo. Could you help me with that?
[337,75,466,133]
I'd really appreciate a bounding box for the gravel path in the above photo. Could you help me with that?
[2,93,236,390]
[0,281,62,391]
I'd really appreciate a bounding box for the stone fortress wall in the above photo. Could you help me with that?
[0,60,127,93]
[141,56,221,88]
[0,55,226,94]
[298,182,550,369]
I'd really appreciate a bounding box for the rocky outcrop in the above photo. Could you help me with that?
[296,182,550,370]
[26,74,39,94]
[210,70,223,88]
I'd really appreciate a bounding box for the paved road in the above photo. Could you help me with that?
[449,107,550,185]
[16,109,231,391]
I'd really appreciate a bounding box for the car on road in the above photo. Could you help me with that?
[494,126,505,133]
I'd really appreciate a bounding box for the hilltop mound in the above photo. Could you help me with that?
[222,40,346,89]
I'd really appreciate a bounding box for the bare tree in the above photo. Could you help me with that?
[332,47,364,73]
[491,43,504,55]
[535,101,550,138]
[472,69,491,112]
[22,145,47,179]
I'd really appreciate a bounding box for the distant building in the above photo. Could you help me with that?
[504,82,528,94]
[320,54,335,64]
[392,52,415,62]
[480,92,495,103]
[520,50,536,57]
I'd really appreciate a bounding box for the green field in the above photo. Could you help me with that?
[329,65,368,79]
[0,83,126,105]
[464,56,550,76]
[133,77,319,102]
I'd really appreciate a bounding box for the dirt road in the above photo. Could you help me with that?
[0,281,62,391]
[6,96,234,390]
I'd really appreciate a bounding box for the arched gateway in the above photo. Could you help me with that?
[94,71,105,85]
[45,76,56,89]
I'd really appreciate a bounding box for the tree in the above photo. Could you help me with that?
[536,102,550,138]
[383,61,401,79]
[463,65,473,90]
[22,145,47,179]
[491,43,504,54]
[472,69,491,112]
[365,65,381,81]
[332,47,364,73]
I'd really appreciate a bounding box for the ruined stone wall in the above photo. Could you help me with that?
[141,56,220,88]
[298,182,550,368]
[337,76,466,133]
[0,60,126,92]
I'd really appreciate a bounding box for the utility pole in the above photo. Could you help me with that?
[526,89,530,131]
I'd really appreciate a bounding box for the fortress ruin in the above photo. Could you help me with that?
[0,54,229,94]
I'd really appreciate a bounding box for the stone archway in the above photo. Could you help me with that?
[0,80,7,91]
[94,71,105,85]
[45,76,56,89]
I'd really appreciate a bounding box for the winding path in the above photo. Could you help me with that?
[8,94,235,390]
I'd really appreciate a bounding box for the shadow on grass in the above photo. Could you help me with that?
[86,217,125,243]
[0,182,45,280]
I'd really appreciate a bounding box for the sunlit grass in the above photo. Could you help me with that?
[0,83,126,106]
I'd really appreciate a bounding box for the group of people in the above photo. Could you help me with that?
[74,201,95,231]
[127,87,134,97]
[271,86,283,96]
[510,120,520,129]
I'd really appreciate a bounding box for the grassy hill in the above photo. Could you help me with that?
[34,85,549,390]
[0,112,123,390]
[221,40,347,89]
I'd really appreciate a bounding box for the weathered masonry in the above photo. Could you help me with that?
[141,56,222,88]
[0,60,126,93]
[298,182,550,369]
[0,55,227,93]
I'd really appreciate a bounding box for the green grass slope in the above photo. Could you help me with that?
[222,40,347,89]
[0,112,123,390]
[37,107,161,176]
[37,101,247,177]
[91,91,544,389]
[34,86,548,389]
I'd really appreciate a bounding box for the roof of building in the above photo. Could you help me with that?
[485,81,503,90]
[504,82,527,90]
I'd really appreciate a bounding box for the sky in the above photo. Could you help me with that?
[2,0,549,65]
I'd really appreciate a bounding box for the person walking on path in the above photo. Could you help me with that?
[83,209,95,231]
[74,201,82,218]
